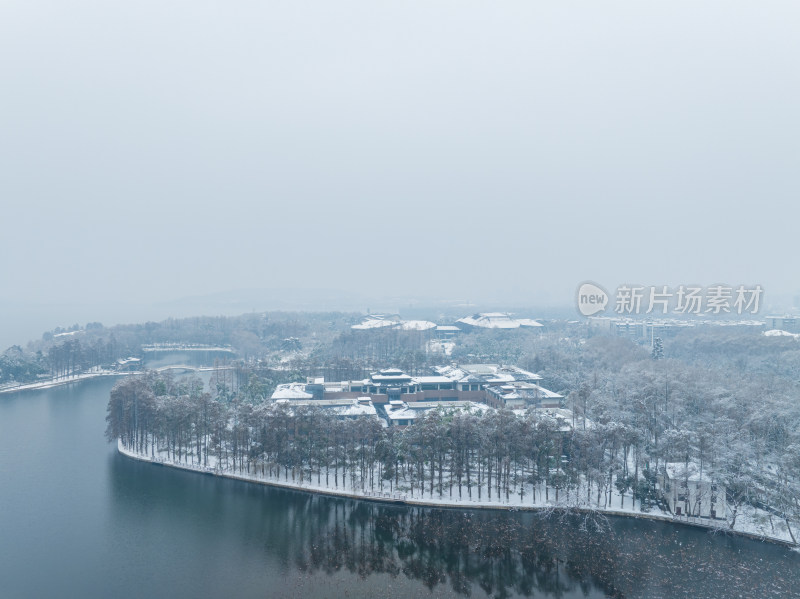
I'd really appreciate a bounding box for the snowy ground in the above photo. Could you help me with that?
[118,441,798,548]
[0,365,234,395]
[0,368,121,394]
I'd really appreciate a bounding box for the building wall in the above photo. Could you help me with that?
[485,393,563,410]
[322,389,488,405]
[660,475,726,519]
[767,316,800,332]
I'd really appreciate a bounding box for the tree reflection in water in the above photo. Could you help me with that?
[109,458,800,598]
[275,494,799,598]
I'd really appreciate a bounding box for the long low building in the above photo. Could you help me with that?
[385,400,492,427]
[457,313,543,329]
[350,313,544,333]
[273,397,381,422]
[486,381,564,409]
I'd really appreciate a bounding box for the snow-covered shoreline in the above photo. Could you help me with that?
[0,369,124,394]
[117,440,798,549]
[0,364,232,395]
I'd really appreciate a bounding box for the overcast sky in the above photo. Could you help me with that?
[1,1,798,345]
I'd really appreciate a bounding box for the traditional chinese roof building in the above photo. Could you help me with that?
[271,363,563,420]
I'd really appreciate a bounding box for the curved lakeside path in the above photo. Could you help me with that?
[0,370,122,394]
[117,440,798,549]
[0,365,235,394]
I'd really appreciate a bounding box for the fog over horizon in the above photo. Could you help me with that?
[1,1,798,348]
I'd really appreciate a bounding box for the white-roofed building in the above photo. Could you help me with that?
[271,382,314,400]
[351,315,436,332]
[351,316,398,330]
[116,357,142,372]
[274,397,381,422]
[385,400,492,427]
[659,462,726,519]
[272,363,560,415]
[457,313,543,330]
[396,320,437,331]
[485,381,564,409]
[764,315,800,333]
[435,363,542,387]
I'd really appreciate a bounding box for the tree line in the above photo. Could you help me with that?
[107,372,697,514]
[107,351,800,542]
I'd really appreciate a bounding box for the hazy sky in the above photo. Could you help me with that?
[1,1,799,344]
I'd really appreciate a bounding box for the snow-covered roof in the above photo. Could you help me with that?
[516,318,544,327]
[54,330,84,338]
[512,408,580,432]
[764,329,800,338]
[271,383,313,400]
[413,376,455,385]
[351,316,435,331]
[378,368,405,375]
[457,313,543,329]
[277,364,549,400]
[116,357,141,366]
[351,318,396,330]
[371,374,412,383]
[462,364,542,382]
[274,398,379,419]
[434,365,469,380]
[396,320,437,331]
[385,400,492,422]
[458,313,519,329]
[664,462,713,484]
[487,382,562,400]
[434,363,542,384]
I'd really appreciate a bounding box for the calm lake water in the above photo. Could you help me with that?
[1,376,798,599]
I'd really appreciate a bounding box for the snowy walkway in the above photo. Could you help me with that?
[0,369,122,394]
[0,364,235,395]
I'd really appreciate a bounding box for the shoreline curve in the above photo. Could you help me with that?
[117,440,797,550]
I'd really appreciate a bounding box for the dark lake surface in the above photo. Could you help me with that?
[1,376,798,598]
